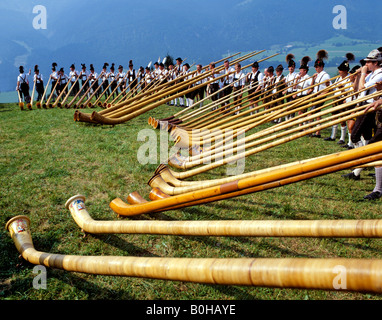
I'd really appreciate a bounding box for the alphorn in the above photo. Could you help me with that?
[58,73,82,108]
[53,76,72,108]
[165,92,379,178]
[89,56,277,125]
[27,79,36,110]
[38,75,51,109]
[17,89,24,110]
[73,72,103,108]
[110,141,382,216]
[7,215,382,292]
[169,82,360,166]
[67,194,382,238]
[66,75,91,109]
[44,75,60,109]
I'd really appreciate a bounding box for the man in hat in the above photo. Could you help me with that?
[282,54,299,120]
[206,62,220,107]
[127,60,137,95]
[342,49,382,182]
[88,64,99,98]
[100,63,110,98]
[308,50,331,138]
[69,64,80,96]
[108,63,118,99]
[79,64,89,98]
[50,63,58,101]
[220,60,235,111]
[262,66,275,109]
[246,61,264,115]
[33,65,44,102]
[116,65,126,96]
[324,53,355,144]
[272,64,286,122]
[294,57,312,123]
[16,66,31,103]
[57,67,69,98]
[193,64,206,108]
[232,62,246,114]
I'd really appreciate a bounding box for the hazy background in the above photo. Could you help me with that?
[0,0,380,101]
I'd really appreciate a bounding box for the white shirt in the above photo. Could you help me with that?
[51,71,58,81]
[233,71,245,88]
[362,68,382,102]
[194,70,206,85]
[272,75,284,94]
[313,70,331,93]
[69,70,78,82]
[34,73,43,84]
[248,71,264,89]
[221,67,235,85]
[295,74,312,96]
[80,70,89,81]
[285,72,299,92]
[117,72,126,84]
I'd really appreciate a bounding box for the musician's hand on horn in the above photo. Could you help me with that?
[365,98,382,113]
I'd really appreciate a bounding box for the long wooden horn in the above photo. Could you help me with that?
[110,141,382,216]
[17,89,24,110]
[6,215,382,292]
[67,194,382,238]
[26,79,36,110]
[38,75,51,109]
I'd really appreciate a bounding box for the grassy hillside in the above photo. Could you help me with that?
[1,99,382,301]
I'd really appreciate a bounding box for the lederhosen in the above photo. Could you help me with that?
[70,72,80,96]
[81,72,89,94]
[50,73,58,98]
[109,73,117,97]
[222,69,233,98]
[128,69,137,92]
[102,72,110,97]
[285,73,297,103]
[19,74,30,102]
[35,74,44,100]
[263,76,275,104]
[273,75,286,101]
[248,71,260,99]
[58,75,68,96]
[208,72,220,101]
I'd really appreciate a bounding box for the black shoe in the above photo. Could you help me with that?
[363,191,382,200]
[311,134,321,138]
[324,137,335,141]
[341,172,360,180]
[337,140,345,145]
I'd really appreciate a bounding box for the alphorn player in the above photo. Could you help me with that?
[33,65,44,101]
[57,67,68,98]
[69,64,79,96]
[341,65,361,150]
[206,62,220,104]
[246,61,264,115]
[273,64,286,123]
[16,65,31,103]
[231,62,246,114]
[127,60,137,95]
[294,56,312,124]
[101,63,110,98]
[175,57,184,107]
[116,64,126,96]
[342,49,382,182]
[363,82,382,200]
[308,49,331,138]
[109,63,117,99]
[282,54,299,120]
[80,63,89,97]
[220,59,235,111]
[193,64,206,108]
[50,62,59,102]
[324,53,355,144]
[262,66,275,109]
[88,64,99,99]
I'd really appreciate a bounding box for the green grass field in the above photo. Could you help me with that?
[1,98,382,301]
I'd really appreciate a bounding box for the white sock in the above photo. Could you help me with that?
[348,133,354,147]
[331,125,338,139]
[340,126,347,141]
[353,168,363,176]
[373,167,382,193]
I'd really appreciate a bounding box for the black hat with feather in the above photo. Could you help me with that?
[299,56,311,71]
[338,53,355,72]
[103,62,109,69]
[314,50,328,68]
[286,53,296,68]
[52,62,57,71]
